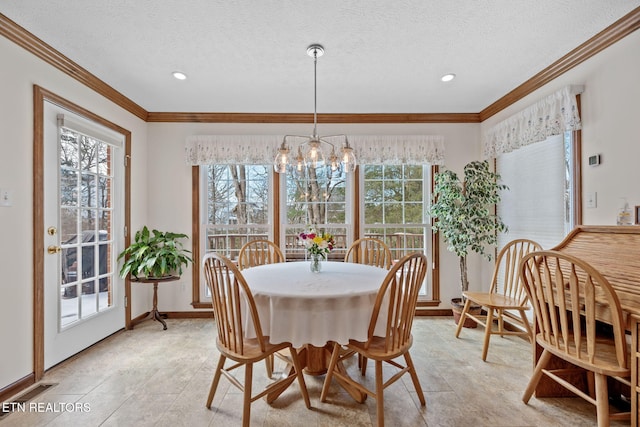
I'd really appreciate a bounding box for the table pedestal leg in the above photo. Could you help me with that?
[265,343,365,404]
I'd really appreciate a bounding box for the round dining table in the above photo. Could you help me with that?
[240,260,389,402]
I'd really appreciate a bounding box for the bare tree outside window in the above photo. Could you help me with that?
[205,165,270,260]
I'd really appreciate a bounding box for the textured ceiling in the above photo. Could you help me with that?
[1,1,639,114]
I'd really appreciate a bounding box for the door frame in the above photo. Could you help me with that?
[33,85,132,380]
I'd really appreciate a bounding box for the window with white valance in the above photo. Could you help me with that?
[486,86,583,253]
[185,134,445,166]
[482,85,583,159]
[191,134,444,308]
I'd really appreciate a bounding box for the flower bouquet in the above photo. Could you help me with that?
[298,229,335,272]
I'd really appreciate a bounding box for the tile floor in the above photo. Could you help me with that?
[0,316,630,426]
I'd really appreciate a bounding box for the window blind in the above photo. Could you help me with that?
[57,113,124,148]
[496,134,566,251]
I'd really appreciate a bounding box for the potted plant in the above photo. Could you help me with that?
[428,160,508,327]
[117,226,193,280]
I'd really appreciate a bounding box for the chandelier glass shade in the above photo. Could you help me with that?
[274,44,356,174]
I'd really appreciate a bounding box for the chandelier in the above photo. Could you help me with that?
[274,44,357,174]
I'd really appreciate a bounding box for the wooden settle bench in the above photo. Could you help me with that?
[534,225,640,424]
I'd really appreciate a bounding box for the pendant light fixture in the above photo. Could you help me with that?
[274,44,357,174]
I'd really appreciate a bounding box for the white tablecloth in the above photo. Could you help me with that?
[240,261,389,347]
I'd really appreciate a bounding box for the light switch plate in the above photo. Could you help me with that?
[0,188,12,207]
[586,191,597,208]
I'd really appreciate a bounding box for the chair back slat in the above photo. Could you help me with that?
[367,253,427,353]
[491,239,542,303]
[345,237,393,270]
[238,240,285,270]
[520,250,628,369]
[203,253,266,355]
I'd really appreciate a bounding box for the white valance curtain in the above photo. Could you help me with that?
[185,134,445,165]
[482,85,584,158]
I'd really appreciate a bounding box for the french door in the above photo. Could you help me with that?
[42,101,125,369]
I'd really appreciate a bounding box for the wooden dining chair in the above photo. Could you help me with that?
[455,238,542,361]
[238,239,285,270]
[520,250,630,427]
[344,237,393,270]
[344,237,394,373]
[321,252,428,427]
[237,239,285,378]
[203,253,311,427]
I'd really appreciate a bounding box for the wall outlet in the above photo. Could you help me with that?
[0,188,12,207]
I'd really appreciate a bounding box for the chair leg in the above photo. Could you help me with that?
[518,309,534,342]
[242,363,253,427]
[455,298,472,338]
[375,360,385,427]
[481,307,495,361]
[206,354,226,408]
[320,342,341,402]
[361,355,368,376]
[522,349,552,403]
[288,347,311,409]
[265,354,274,379]
[594,373,609,427]
[497,309,505,337]
[404,351,425,406]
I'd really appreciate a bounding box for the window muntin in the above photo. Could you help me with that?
[283,165,350,260]
[362,164,432,297]
[203,164,271,259]
[197,162,437,305]
[59,128,116,326]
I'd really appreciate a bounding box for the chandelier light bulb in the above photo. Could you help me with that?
[273,144,290,173]
[328,149,340,172]
[341,146,357,173]
[305,140,325,168]
[295,147,306,176]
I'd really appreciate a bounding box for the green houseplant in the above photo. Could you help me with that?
[117,226,193,279]
[429,160,508,324]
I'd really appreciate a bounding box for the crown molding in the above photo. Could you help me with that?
[145,112,481,123]
[480,7,640,121]
[0,13,148,121]
[1,7,639,124]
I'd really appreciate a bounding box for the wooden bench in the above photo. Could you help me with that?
[536,225,640,423]
[551,225,640,328]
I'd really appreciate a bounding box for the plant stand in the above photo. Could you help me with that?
[132,276,179,330]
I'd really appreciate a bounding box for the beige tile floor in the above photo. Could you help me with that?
[0,316,630,426]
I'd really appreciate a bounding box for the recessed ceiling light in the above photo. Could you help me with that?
[441,73,456,82]
[172,71,187,80]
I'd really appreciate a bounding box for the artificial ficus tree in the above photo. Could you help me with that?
[429,160,508,296]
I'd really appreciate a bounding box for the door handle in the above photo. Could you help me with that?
[47,245,62,254]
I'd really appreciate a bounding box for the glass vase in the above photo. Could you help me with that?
[309,253,322,273]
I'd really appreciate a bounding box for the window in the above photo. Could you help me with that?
[192,135,444,308]
[362,164,432,297]
[59,126,117,324]
[200,164,271,298]
[282,164,351,260]
[496,131,577,250]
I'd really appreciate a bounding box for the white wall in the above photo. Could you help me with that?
[0,37,148,389]
[146,122,483,311]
